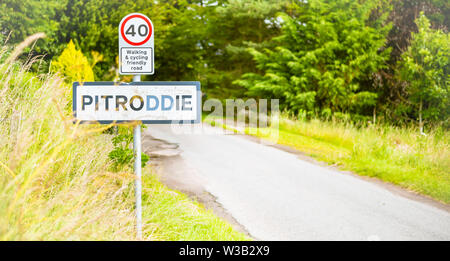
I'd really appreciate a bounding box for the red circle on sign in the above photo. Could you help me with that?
[120,14,152,46]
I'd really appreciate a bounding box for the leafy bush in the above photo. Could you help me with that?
[333,112,351,123]
[108,127,149,170]
[321,108,332,120]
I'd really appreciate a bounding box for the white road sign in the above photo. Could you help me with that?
[73,82,201,123]
[119,13,154,75]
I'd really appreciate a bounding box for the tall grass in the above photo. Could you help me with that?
[208,112,449,204]
[257,116,450,203]
[0,46,137,240]
[0,41,248,240]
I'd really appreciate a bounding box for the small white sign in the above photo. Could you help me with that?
[73,82,201,123]
[119,13,154,75]
[120,47,153,74]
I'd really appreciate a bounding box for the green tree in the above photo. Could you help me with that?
[235,0,391,119]
[0,0,66,67]
[58,0,165,79]
[203,0,289,99]
[374,1,449,124]
[155,0,208,81]
[398,13,449,132]
[57,0,206,81]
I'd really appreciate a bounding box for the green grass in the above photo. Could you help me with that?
[205,115,450,204]
[141,171,248,240]
[0,44,249,240]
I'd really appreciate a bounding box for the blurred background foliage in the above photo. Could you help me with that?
[0,0,448,129]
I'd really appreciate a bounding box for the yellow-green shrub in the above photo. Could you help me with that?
[52,40,94,82]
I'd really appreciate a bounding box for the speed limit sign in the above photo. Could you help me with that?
[119,13,154,75]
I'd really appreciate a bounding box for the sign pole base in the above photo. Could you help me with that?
[133,75,142,240]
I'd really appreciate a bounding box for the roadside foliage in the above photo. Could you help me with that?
[1,0,448,128]
[0,42,248,240]
[397,13,449,130]
[0,0,448,239]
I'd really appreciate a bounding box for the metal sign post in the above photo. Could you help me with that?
[132,75,142,239]
[119,12,154,239]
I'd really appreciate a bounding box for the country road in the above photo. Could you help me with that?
[144,124,450,241]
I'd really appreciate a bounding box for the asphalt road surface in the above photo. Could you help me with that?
[145,124,450,240]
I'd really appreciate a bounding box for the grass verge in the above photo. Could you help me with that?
[0,45,248,240]
[205,115,450,204]
[141,170,248,240]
